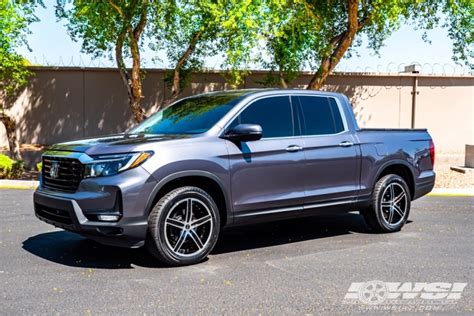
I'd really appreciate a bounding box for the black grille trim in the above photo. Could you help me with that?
[35,204,74,225]
[42,156,84,192]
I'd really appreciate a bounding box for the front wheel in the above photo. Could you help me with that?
[146,186,220,266]
[361,174,411,233]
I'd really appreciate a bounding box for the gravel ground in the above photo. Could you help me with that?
[435,154,474,189]
[434,168,474,188]
[0,189,473,315]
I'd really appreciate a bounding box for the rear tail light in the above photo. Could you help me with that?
[429,140,435,167]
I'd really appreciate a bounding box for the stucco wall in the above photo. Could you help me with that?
[1,67,472,154]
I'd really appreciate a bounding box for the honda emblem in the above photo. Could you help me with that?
[49,161,60,178]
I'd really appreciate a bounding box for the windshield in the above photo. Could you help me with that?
[129,93,245,135]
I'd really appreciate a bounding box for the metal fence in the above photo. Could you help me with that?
[29,55,473,76]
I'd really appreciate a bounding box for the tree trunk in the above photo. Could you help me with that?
[129,36,146,123]
[307,55,332,90]
[0,112,21,160]
[162,30,203,109]
[278,69,288,88]
[109,0,148,123]
[307,0,360,90]
[114,25,146,123]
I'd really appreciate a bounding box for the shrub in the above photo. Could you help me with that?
[0,154,23,179]
[36,161,42,172]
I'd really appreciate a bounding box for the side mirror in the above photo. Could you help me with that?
[223,124,263,142]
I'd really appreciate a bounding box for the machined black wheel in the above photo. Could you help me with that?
[361,174,411,233]
[147,186,220,266]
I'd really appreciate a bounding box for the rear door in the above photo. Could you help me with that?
[225,95,306,216]
[294,95,359,206]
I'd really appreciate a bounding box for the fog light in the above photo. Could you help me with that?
[97,215,120,222]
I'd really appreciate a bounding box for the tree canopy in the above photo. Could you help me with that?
[56,0,473,112]
[265,0,473,89]
[0,0,38,97]
[57,0,154,122]
[154,0,267,101]
[56,0,270,121]
[0,0,41,159]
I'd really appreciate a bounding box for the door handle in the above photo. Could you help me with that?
[286,145,303,152]
[339,141,354,147]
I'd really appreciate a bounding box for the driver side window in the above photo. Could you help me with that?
[227,96,294,138]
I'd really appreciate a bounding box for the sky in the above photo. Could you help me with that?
[17,1,471,75]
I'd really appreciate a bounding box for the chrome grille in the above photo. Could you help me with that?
[42,156,84,192]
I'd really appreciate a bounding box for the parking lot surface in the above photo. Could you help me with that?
[1,190,473,314]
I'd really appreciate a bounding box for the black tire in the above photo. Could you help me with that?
[361,174,411,233]
[146,186,220,266]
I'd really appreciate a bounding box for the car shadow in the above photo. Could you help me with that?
[213,212,370,254]
[22,231,165,269]
[23,212,380,269]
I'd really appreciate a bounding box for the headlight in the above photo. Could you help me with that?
[83,151,153,178]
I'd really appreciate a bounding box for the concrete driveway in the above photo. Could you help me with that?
[1,190,472,314]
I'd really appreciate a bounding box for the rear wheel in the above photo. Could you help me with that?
[147,186,220,266]
[361,174,411,233]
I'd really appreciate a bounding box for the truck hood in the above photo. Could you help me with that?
[47,133,191,156]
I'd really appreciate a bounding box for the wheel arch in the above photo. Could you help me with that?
[145,171,232,227]
[374,160,415,200]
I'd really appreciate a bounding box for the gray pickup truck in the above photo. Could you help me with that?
[34,89,435,266]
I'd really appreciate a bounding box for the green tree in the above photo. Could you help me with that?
[0,0,40,160]
[150,0,220,107]
[151,0,267,107]
[260,1,315,88]
[56,0,154,123]
[266,0,474,89]
[57,0,265,119]
[215,0,268,87]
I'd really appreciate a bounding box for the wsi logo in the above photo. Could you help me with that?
[344,281,467,305]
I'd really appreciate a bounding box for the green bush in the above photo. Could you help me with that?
[0,154,23,179]
[36,161,42,172]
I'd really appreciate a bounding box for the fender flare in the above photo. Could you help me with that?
[144,170,233,226]
[373,159,416,198]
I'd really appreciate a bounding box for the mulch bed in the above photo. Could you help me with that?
[18,169,40,181]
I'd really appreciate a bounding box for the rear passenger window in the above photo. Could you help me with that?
[230,96,294,138]
[298,96,344,135]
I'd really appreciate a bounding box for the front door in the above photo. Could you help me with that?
[225,95,306,216]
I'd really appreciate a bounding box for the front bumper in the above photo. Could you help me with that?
[34,166,157,248]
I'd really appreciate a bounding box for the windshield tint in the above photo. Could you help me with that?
[129,93,245,135]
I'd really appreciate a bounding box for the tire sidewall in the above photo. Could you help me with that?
[374,175,411,232]
[150,188,220,266]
